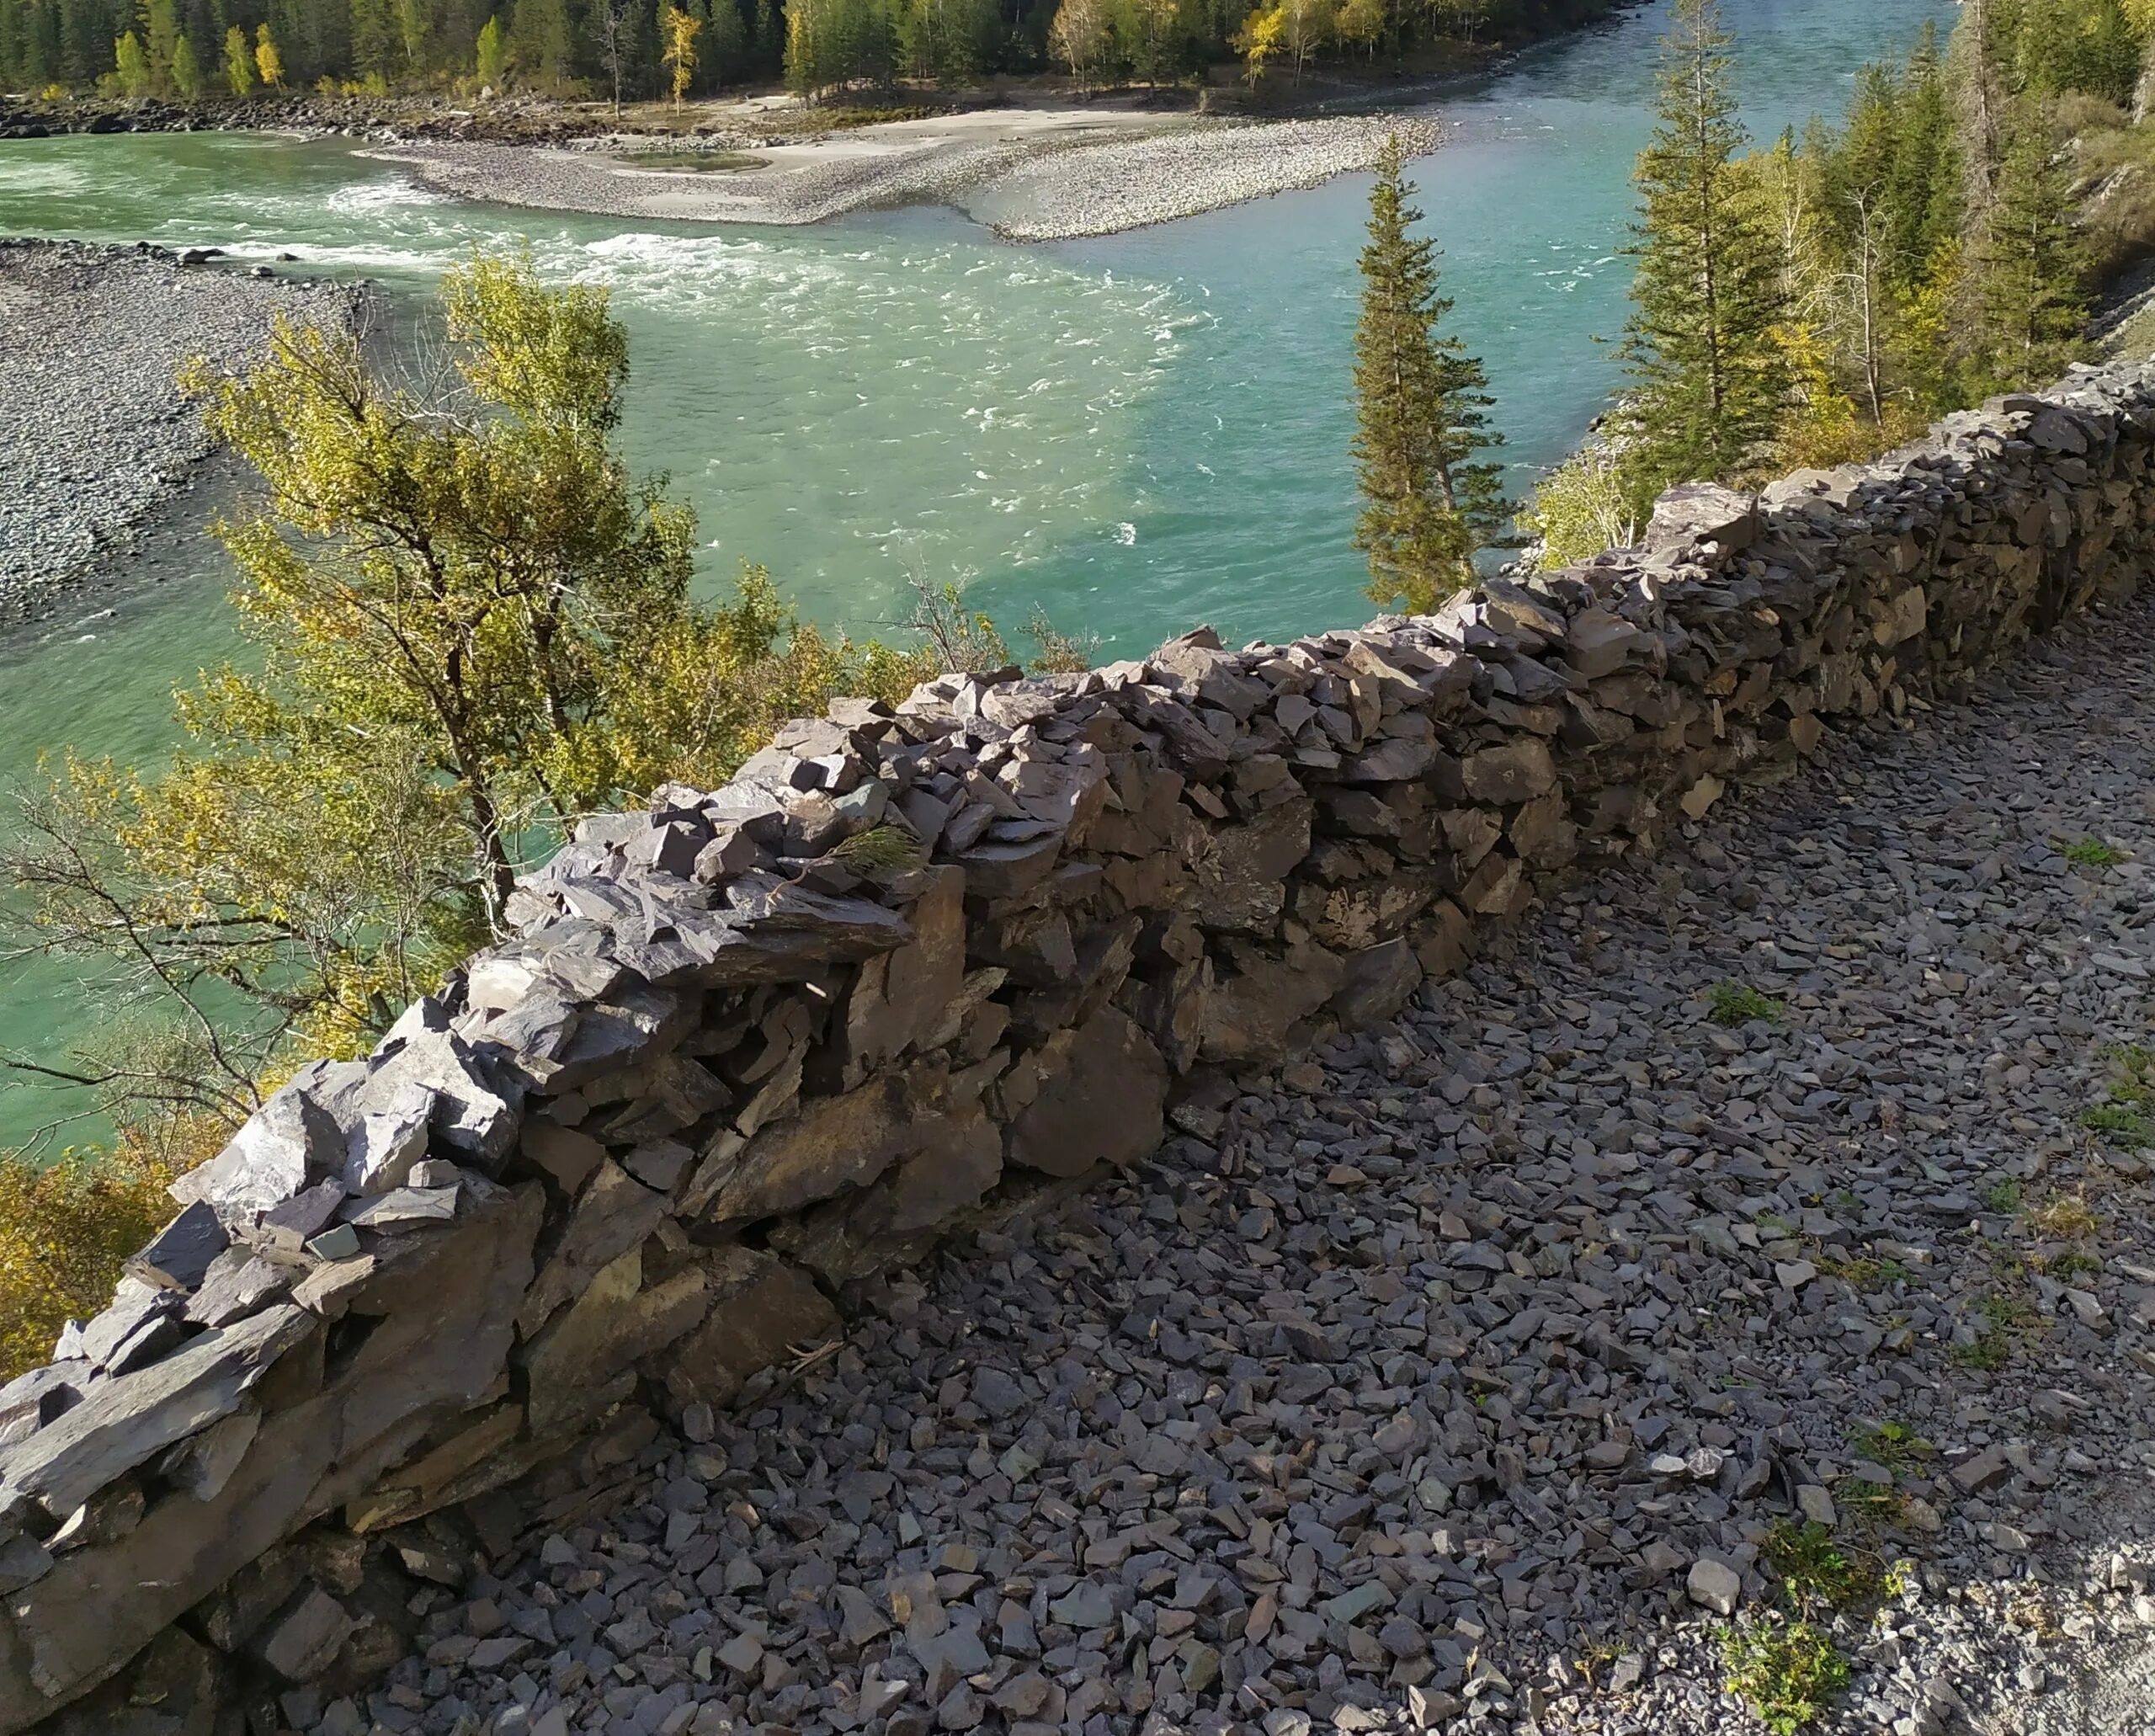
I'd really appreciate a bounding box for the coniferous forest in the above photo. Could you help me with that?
[1522,0,2155,565]
[0,0,1615,104]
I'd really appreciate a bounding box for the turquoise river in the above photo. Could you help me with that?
[0,0,1955,1144]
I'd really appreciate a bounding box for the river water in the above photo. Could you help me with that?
[0,0,1953,1145]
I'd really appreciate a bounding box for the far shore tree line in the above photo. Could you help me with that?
[0,0,1616,105]
[1352,0,2155,604]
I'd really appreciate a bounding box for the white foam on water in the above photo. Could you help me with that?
[0,158,87,192]
[324,175,455,214]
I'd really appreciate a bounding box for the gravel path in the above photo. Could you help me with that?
[0,239,362,626]
[316,593,2155,1736]
[375,114,1441,242]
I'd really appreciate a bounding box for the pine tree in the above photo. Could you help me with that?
[224,21,254,89]
[1886,21,1960,295]
[1951,0,2008,208]
[703,0,744,88]
[1351,135,1510,614]
[1620,0,1788,487]
[397,0,432,71]
[1977,99,2087,381]
[350,0,402,78]
[508,0,573,86]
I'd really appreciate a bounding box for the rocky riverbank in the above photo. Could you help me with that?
[0,239,364,627]
[375,110,1442,240]
[261,585,2155,1736]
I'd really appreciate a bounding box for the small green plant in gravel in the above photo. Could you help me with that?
[1709,980,1785,1026]
[1952,1291,2035,1369]
[1981,1177,2024,1214]
[1764,1520,1870,1615]
[2057,834,2127,867]
[1718,1616,1852,1733]
[2078,1102,2152,1144]
[1836,1478,1909,1532]
[1848,1419,1931,1474]
[2080,1044,2155,1147]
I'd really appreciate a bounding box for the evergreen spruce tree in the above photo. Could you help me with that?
[1951,0,2008,209]
[1619,0,1789,487]
[349,0,402,80]
[1350,135,1510,615]
[507,0,572,85]
[1977,99,2088,381]
[1885,21,1960,295]
[141,0,180,87]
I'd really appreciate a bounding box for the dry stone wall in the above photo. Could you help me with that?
[5,365,2153,1734]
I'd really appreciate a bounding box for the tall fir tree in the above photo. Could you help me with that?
[1977,99,2088,381]
[1619,0,1789,487]
[1350,136,1510,615]
[1885,21,1960,296]
[507,0,572,85]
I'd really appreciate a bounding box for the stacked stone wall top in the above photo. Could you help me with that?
[3,363,2151,1733]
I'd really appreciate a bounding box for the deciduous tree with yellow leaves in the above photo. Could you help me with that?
[0,250,931,1137]
[661,3,700,104]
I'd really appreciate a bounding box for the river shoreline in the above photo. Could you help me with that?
[371,107,1445,241]
[0,239,365,628]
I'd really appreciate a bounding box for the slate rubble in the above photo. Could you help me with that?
[391,587,2155,1736]
[5,363,2155,1733]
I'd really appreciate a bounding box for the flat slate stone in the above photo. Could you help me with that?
[126,1202,230,1294]
[184,1251,292,1329]
[0,1304,313,1520]
[341,1185,459,1231]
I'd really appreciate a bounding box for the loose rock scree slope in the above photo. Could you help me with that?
[388,593,2155,1736]
[4,361,2155,1736]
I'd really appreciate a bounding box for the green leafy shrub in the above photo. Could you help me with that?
[1719,1617,1851,1733]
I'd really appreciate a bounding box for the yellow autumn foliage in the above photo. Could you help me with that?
[0,1138,188,1382]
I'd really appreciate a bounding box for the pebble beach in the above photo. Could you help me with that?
[0,240,364,627]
